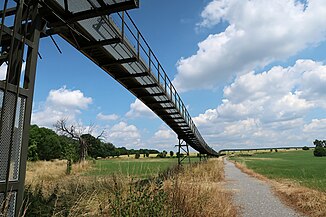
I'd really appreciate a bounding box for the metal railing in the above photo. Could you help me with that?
[108,10,212,150]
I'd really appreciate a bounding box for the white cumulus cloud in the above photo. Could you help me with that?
[174,0,326,91]
[106,122,142,148]
[303,119,326,137]
[150,126,178,150]
[96,112,119,121]
[194,59,326,149]
[32,86,93,127]
[125,99,156,118]
[47,86,92,109]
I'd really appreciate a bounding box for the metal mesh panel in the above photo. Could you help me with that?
[0,90,5,182]
[0,193,3,214]
[0,192,16,217]
[10,97,25,181]
[55,0,92,13]
[0,92,16,182]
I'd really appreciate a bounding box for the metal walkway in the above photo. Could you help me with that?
[38,0,218,156]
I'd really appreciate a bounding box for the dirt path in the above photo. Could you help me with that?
[224,159,305,217]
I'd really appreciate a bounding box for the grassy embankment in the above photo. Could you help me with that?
[230,150,326,217]
[23,156,235,217]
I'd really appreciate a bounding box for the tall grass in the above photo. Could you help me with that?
[23,158,236,217]
[164,159,235,217]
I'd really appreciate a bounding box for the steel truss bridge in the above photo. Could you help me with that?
[0,0,218,215]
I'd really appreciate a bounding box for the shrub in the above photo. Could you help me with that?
[135,153,140,159]
[314,146,326,157]
[28,141,39,161]
[109,179,168,216]
[157,151,168,158]
[23,184,60,217]
[302,146,309,150]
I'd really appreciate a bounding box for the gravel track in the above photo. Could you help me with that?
[224,159,305,217]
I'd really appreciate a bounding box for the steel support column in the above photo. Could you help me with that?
[176,139,190,165]
[199,153,208,162]
[0,1,43,216]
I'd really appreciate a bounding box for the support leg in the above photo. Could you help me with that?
[0,1,43,216]
[176,139,190,166]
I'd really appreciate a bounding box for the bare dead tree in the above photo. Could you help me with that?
[96,130,105,140]
[54,118,105,162]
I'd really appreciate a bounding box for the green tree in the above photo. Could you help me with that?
[29,125,61,160]
[116,147,128,155]
[27,139,39,161]
[169,151,174,157]
[59,136,79,162]
[135,153,140,159]
[302,146,309,150]
[314,146,326,157]
[314,139,324,147]
[39,134,61,160]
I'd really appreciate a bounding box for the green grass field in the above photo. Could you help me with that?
[230,150,326,191]
[86,157,200,178]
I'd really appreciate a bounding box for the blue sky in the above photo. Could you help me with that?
[3,0,325,151]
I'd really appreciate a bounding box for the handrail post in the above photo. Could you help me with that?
[157,64,160,84]
[148,48,151,73]
[137,31,140,60]
[164,74,167,93]
[121,11,125,43]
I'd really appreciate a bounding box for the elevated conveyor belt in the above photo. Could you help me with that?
[38,0,218,156]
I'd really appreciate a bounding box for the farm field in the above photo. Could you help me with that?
[87,157,200,178]
[230,150,326,191]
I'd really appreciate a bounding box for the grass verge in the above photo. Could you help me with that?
[231,151,326,217]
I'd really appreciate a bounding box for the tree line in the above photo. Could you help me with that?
[28,124,159,162]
